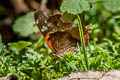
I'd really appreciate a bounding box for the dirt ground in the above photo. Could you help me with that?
[0,70,120,80]
[55,70,120,80]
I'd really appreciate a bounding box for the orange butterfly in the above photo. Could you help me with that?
[34,10,90,56]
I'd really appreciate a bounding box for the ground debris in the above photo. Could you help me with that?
[0,73,19,80]
[55,70,120,80]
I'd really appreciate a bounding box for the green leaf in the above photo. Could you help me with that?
[13,12,39,37]
[0,35,3,53]
[8,41,32,51]
[87,0,103,3]
[60,0,90,14]
[103,0,120,12]
[68,61,78,70]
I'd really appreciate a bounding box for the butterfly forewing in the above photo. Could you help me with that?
[34,10,48,36]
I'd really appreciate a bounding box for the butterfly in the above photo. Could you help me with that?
[34,10,90,56]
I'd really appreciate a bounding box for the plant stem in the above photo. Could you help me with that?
[33,36,44,50]
[77,43,87,70]
[77,15,89,70]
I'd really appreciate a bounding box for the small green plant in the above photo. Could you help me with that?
[77,15,89,70]
[0,35,3,53]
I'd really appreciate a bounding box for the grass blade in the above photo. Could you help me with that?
[77,15,89,70]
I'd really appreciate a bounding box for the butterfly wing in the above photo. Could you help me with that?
[69,24,90,44]
[34,10,54,50]
[34,10,90,56]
